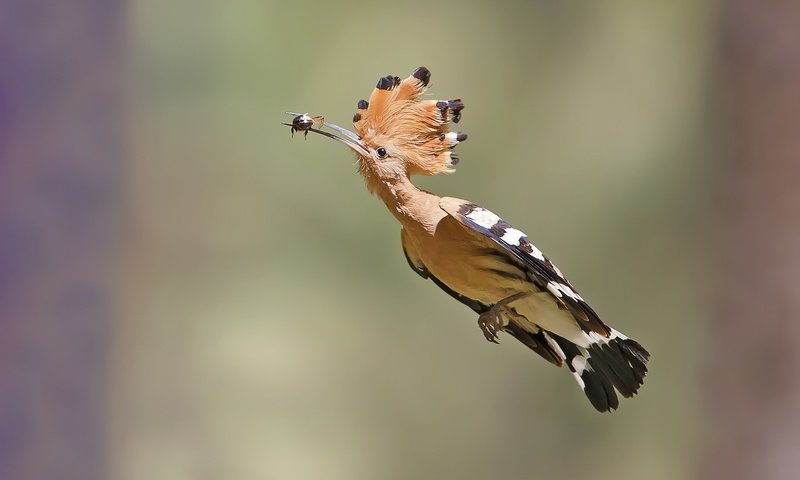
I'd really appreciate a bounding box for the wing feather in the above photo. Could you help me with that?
[439,197,612,337]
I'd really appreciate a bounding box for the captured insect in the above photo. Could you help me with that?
[283,112,325,138]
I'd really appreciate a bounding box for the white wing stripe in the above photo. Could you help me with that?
[466,206,547,262]
[547,281,584,302]
[465,208,501,230]
[500,227,525,245]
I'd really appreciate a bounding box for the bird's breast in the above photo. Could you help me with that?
[413,216,531,306]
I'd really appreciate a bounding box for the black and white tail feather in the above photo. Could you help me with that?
[546,329,648,412]
[440,199,650,412]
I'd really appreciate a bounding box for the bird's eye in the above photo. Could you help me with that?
[376,147,387,158]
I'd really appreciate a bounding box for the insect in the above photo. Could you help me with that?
[283,112,324,138]
[285,67,649,412]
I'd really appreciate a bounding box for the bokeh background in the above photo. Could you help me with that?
[3,1,800,479]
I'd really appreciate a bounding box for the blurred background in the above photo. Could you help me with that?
[3,1,800,479]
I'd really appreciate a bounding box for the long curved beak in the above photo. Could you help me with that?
[283,112,369,157]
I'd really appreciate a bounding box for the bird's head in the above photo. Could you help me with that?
[290,67,466,193]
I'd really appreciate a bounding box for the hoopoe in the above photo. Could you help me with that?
[284,66,650,412]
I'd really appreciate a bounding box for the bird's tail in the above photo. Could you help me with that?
[534,328,650,412]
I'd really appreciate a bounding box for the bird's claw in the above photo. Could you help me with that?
[478,310,505,344]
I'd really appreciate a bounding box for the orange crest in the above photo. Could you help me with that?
[351,67,467,177]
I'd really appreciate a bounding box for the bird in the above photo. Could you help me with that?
[285,66,649,412]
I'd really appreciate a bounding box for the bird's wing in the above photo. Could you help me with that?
[401,226,566,366]
[439,196,612,337]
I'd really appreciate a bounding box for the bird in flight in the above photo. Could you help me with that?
[284,67,649,412]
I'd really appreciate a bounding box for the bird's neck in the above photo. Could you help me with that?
[371,174,442,231]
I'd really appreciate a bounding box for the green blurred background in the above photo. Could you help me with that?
[117,2,710,478]
[3,0,731,479]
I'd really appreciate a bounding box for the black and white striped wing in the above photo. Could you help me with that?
[439,196,612,337]
[401,225,568,368]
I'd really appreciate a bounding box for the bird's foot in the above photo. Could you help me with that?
[478,292,529,344]
[478,310,505,343]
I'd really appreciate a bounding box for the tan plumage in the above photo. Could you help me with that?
[287,66,649,412]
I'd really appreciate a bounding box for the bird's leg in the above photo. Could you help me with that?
[478,292,530,343]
